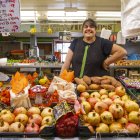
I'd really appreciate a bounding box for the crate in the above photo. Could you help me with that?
[78,124,139,137]
[0,126,55,138]
[126,88,140,104]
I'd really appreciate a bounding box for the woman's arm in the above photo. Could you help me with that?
[103,44,127,69]
[60,48,73,74]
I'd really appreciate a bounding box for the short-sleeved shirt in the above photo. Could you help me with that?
[69,36,113,77]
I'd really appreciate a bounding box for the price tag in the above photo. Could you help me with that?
[20,68,36,72]
[0,0,20,33]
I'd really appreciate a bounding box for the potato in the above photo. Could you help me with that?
[101,79,111,85]
[74,77,88,89]
[77,84,86,92]
[83,75,91,85]
[89,84,100,90]
[91,76,102,84]
[100,84,115,91]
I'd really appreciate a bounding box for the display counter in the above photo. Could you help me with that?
[0,137,140,140]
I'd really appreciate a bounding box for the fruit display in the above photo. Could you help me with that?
[77,86,140,135]
[0,106,55,134]
[115,60,140,66]
[119,76,140,89]
[0,70,140,138]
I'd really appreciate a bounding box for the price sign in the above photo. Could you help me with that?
[59,31,71,41]
[0,0,20,33]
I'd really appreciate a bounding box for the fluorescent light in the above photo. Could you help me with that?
[66,11,87,17]
[47,16,86,21]
[20,11,37,17]
[96,17,121,21]
[47,11,65,17]
[95,11,121,17]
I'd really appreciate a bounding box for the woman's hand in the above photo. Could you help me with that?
[103,60,109,71]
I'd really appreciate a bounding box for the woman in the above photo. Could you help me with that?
[61,18,127,78]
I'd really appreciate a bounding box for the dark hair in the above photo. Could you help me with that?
[82,18,97,29]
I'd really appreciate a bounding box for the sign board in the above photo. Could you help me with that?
[59,31,71,41]
[0,0,20,33]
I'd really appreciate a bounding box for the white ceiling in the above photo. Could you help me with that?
[20,0,121,11]
[20,0,121,20]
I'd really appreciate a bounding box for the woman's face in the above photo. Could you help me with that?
[82,22,96,38]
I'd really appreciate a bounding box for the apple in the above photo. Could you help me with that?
[41,107,53,118]
[100,95,108,100]
[108,91,116,98]
[80,92,90,99]
[0,121,9,132]
[96,123,109,133]
[90,91,100,98]
[87,111,100,126]
[102,98,113,106]
[115,86,126,97]
[87,97,98,109]
[99,89,108,95]
[13,107,27,116]
[28,114,42,125]
[121,95,129,101]
[41,116,54,126]
[15,114,28,125]
[1,113,15,124]
[94,101,108,114]
[81,101,91,114]
[9,122,25,132]
[27,107,41,116]
[0,109,11,115]
[111,95,120,101]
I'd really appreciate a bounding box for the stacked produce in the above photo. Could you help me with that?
[74,75,140,134]
[0,106,54,133]
[115,60,140,66]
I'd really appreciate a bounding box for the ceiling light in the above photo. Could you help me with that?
[95,11,121,17]
[96,17,121,21]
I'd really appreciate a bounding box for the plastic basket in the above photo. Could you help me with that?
[127,54,140,60]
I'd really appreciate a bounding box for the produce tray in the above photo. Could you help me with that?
[117,76,140,89]
[0,126,55,138]
[126,88,140,104]
[0,132,39,137]
[78,124,140,137]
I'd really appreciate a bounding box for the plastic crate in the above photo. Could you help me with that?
[126,88,140,104]
[127,54,140,60]
[78,124,139,137]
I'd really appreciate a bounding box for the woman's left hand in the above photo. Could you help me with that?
[103,61,109,71]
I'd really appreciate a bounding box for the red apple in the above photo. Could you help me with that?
[13,107,27,116]
[27,107,41,116]
[80,92,90,99]
[87,97,98,109]
[28,114,42,125]
[115,86,126,97]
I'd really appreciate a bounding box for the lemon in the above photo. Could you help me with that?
[39,79,47,85]
[0,82,3,87]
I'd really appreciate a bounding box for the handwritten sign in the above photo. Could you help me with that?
[0,0,20,33]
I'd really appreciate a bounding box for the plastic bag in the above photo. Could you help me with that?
[121,0,140,38]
